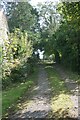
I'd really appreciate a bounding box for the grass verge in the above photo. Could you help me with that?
[2,65,38,118]
[45,64,73,119]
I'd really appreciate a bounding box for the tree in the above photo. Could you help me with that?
[5,2,39,32]
[55,2,80,71]
[5,1,41,55]
[36,2,60,58]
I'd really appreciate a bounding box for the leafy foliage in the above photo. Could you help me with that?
[37,2,80,72]
[2,1,80,88]
[2,28,33,89]
[55,2,80,71]
[1,1,41,89]
[6,2,39,32]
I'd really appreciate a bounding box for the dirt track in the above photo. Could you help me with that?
[9,65,52,119]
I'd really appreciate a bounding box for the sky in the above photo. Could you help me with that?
[29,0,60,7]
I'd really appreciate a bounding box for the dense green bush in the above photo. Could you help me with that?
[2,29,33,89]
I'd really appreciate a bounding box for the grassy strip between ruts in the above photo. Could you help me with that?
[45,64,73,119]
[2,65,38,117]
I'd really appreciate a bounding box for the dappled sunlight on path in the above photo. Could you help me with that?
[54,64,78,119]
[9,65,52,119]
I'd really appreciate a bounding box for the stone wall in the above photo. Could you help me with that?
[0,7,9,45]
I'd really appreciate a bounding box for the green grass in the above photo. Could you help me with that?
[2,81,33,115]
[45,65,73,119]
[2,65,38,117]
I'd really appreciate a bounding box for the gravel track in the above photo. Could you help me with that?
[54,64,79,119]
[9,65,52,119]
